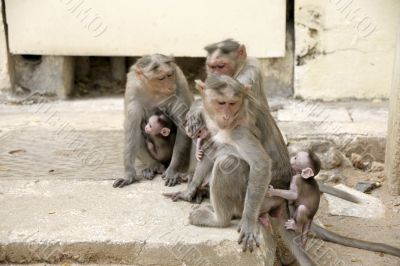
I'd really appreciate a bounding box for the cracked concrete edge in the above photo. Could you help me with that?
[0,226,277,265]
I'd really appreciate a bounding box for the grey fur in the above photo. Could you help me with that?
[113,54,193,188]
[186,75,272,253]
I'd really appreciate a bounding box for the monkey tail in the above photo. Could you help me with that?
[318,182,360,203]
[311,223,400,257]
[270,217,318,266]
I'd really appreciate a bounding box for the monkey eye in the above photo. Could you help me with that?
[167,73,173,77]
[229,102,236,106]
[217,64,225,69]
[158,76,166,81]
[218,101,226,105]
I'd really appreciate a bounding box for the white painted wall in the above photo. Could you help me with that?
[295,0,400,100]
[5,0,286,57]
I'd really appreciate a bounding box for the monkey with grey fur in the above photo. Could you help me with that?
[186,39,359,202]
[187,75,272,253]
[113,54,193,188]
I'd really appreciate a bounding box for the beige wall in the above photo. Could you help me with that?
[295,0,400,100]
[5,0,286,58]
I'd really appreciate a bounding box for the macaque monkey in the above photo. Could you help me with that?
[187,74,272,253]
[267,151,321,246]
[179,40,292,203]
[143,111,177,164]
[113,54,193,188]
[183,100,211,161]
[188,39,359,202]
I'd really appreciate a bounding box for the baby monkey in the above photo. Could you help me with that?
[266,150,321,245]
[143,110,177,164]
[183,100,211,161]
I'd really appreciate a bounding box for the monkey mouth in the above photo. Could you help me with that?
[218,121,230,129]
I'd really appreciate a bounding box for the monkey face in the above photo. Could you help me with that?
[206,54,236,76]
[205,42,246,77]
[145,116,162,135]
[145,115,171,137]
[137,55,177,95]
[146,67,176,94]
[290,151,312,173]
[204,88,242,129]
[197,128,210,140]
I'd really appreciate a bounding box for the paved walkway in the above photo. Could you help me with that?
[0,97,389,264]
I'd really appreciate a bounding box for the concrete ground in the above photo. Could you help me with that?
[0,96,397,265]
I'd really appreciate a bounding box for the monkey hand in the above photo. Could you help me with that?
[195,149,204,161]
[237,220,261,252]
[194,188,209,204]
[267,185,275,196]
[113,176,137,188]
[162,169,181,187]
[163,189,194,202]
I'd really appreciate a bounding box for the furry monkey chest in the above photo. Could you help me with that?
[213,130,232,144]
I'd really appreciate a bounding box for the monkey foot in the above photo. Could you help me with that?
[112,177,137,188]
[142,164,165,180]
[163,173,181,187]
[284,219,297,231]
[142,168,156,180]
[188,206,215,226]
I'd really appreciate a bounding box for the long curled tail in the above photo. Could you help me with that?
[311,223,400,257]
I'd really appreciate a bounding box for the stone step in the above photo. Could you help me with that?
[0,178,276,265]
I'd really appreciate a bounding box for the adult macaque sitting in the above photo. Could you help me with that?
[112,54,193,188]
[267,151,321,246]
[186,75,272,253]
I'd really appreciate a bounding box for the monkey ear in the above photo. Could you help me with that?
[238,44,247,60]
[244,84,251,93]
[133,65,143,77]
[160,127,171,137]
[195,80,206,93]
[301,167,314,179]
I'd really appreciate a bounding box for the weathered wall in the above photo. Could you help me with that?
[295,0,400,100]
[261,26,294,98]
[385,25,400,195]
[261,1,294,98]
[0,0,13,92]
